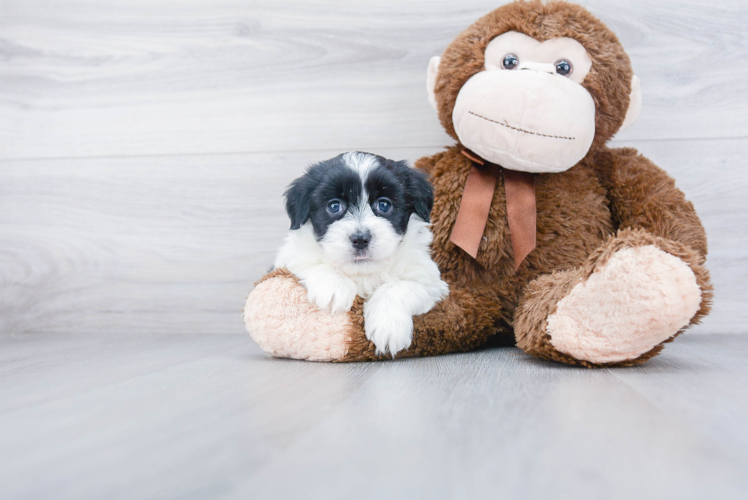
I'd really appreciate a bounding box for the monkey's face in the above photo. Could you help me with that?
[451,32,596,174]
[427,2,642,174]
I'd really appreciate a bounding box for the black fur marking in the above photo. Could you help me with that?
[365,156,434,231]
[284,152,434,239]
[284,154,362,238]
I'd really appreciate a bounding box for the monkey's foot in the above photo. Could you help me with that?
[244,269,350,361]
[546,245,701,364]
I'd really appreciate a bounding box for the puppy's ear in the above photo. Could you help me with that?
[408,168,434,223]
[284,175,315,230]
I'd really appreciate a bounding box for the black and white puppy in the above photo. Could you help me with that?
[274,152,449,357]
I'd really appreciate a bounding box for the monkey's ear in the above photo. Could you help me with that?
[427,56,441,111]
[619,75,642,132]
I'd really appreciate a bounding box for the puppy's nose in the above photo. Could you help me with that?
[350,231,371,250]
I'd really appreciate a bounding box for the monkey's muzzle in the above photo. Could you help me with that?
[452,69,596,174]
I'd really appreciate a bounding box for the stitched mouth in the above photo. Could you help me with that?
[468,111,575,141]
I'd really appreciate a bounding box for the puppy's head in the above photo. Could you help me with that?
[284,152,433,273]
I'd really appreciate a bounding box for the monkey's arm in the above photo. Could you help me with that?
[596,147,708,260]
[245,268,505,362]
[341,280,506,361]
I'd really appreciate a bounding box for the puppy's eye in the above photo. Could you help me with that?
[374,198,392,214]
[502,54,519,70]
[327,199,345,215]
[555,59,573,77]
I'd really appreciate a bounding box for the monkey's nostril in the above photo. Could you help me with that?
[350,231,371,250]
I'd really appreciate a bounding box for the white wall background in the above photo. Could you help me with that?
[1,0,746,335]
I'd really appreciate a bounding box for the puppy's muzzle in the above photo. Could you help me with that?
[350,230,372,251]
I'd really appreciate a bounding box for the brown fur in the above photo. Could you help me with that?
[336,1,712,365]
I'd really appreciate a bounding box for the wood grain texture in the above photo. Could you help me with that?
[0,333,746,499]
[0,0,746,159]
[0,0,745,335]
[1,140,745,336]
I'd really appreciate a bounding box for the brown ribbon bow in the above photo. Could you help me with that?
[450,150,536,270]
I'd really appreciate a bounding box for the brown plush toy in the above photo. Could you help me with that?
[244,0,712,367]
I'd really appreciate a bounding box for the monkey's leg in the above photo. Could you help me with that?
[245,268,505,362]
[244,268,351,361]
[515,229,712,367]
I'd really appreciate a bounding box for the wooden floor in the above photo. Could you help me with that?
[1,333,747,499]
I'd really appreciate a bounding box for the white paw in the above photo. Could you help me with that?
[547,245,701,363]
[363,297,414,357]
[304,275,358,313]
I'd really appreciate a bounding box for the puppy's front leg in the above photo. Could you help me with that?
[364,281,444,357]
[298,264,358,314]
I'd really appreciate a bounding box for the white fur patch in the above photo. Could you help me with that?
[546,245,701,364]
[342,151,378,181]
[318,199,402,277]
[274,223,359,314]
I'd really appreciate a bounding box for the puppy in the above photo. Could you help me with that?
[274,152,449,357]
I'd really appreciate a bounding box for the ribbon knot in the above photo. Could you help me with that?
[450,150,536,270]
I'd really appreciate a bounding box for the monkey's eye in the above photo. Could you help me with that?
[502,54,519,70]
[374,198,392,214]
[555,59,573,77]
[327,199,345,215]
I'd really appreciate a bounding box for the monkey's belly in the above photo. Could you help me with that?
[430,155,614,287]
[530,167,615,272]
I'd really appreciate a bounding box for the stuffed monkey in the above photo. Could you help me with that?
[245,0,712,367]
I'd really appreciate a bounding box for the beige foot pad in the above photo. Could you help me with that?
[244,273,350,361]
[547,245,701,363]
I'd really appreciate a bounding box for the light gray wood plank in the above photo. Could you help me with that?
[238,336,748,500]
[0,333,246,412]
[0,0,746,160]
[0,139,744,336]
[0,333,746,499]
